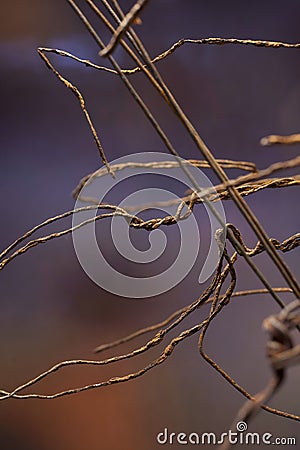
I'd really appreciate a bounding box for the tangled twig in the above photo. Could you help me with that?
[1,156,299,271]
[100,0,148,56]
[39,1,300,303]
[2,2,300,446]
[219,300,300,449]
[261,134,300,146]
[38,37,300,79]
[1,226,299,419]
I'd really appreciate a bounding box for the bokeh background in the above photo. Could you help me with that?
[0,1,300,449]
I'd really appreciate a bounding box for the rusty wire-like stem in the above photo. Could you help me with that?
[97,0,300,299]
[1,0,299,436]
[64,0,284,306]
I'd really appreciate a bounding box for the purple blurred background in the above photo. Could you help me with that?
[1,1,300,449]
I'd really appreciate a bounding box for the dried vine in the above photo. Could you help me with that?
[1,1,300,449]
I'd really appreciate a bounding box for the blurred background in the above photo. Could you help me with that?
[0,1,300,449]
